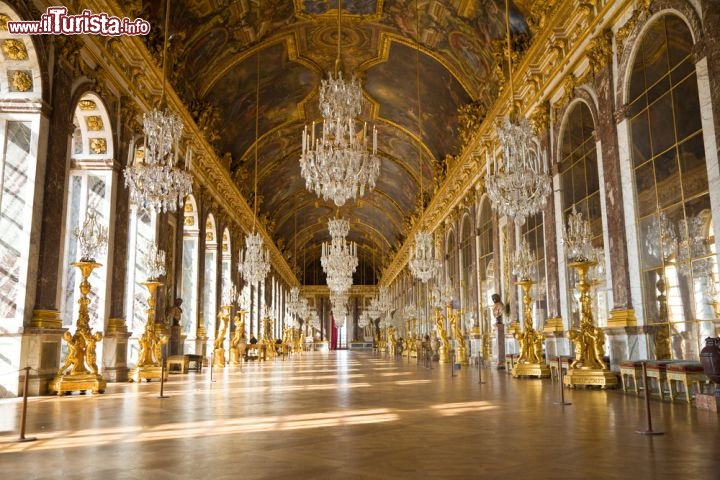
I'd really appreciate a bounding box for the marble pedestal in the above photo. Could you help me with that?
[19,326,67,396]
[512,362,551,378]
[102,331,131,382]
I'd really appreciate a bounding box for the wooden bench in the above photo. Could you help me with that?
[665,361,708,403]
[644,360,676,400]
[167,354,203,374]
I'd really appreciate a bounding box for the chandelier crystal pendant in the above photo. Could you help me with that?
[564,205,597,263]
[239,232,271,286]
[299,0,380,207]
[485,0,551,226]
[123,0,192,213]
[512,237,537,281]
[143,241,167,281]
[73,207,108,263]
[321,217,358,294]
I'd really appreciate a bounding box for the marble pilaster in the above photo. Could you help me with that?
[19,327,66,396]
[102,318,131,382]
[596,60,636,327]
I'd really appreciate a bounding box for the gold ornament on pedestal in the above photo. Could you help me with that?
[50,209,108,395]
[510,237,550,378]
[449,308,469,365]
[261,306,277,358]
[563,206,616,388]
[130,243,169,382]
[230,309,247,365]
[213,305,231,367]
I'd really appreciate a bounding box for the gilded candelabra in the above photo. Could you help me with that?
[49,261,107,395]
[262,312,277,358]
[562,207,616,388]
[51,208,108,395]
[229,309,247,364]
[511,278,550,378]
[213,305,231,367]
[510,237,549,378]
[448,307,469,365]
[130,280,169,382]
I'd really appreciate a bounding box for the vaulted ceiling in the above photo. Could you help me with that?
[140,0,530,284]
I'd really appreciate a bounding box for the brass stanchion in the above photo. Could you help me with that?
[451,350,456,379]
[636,361,664,435]
[478,358,485,385]
[210,352,215,383]
[16,367,36,443]
[554,357,571,406]
[158,345,169,399]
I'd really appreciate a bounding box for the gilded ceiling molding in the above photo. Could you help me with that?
[380,0,636,287]
[615,0,651,59]
[585,29,614,78]
[301,285,378,297]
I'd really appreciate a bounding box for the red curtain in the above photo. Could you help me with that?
[330,314,338,350]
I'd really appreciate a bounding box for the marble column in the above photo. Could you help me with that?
[195,198,208,359]
[702,0,720,164]
[24,61,77,395]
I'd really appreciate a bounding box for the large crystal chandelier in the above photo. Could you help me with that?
[409,231,441,283]
[239,39,271,287]
[645,211,677,262]
[407,0,439,283]
[299,0,380,207]
[321,217,358,294]
[485,0,551,226]
[123,0,191,213]
[239,233,270,286]
[330,292,349,328]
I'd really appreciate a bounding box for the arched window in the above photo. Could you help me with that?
[221,228,232,303]
[521,212,546,328]
[446,229,457,292]
[203,214,217,344]
[559,101,606,327]
[0,2,42,333]
[629,14,711,358]
[460,214,475,317]
[181,195,200,350]
[61,92,115,337]
[477,198,494,324]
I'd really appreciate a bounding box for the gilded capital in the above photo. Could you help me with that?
[586,30,613,77]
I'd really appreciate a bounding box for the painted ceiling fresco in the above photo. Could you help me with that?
[139,0,530,280]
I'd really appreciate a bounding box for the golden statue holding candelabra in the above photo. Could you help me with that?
[448,307,469,365]
[130,243,169,383]
[433,308,450,364]
[213,305,231,367]
[261,306,277,358]
[510,237,550,378]
[230,309,247,364]
[563,207,616,388]
[50,209,108,395]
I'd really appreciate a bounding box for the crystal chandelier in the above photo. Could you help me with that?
[645,211,677,262]
[321,217,358,294]
[358,310,370,329]
[239,233,271,286]
[512,237,537,281]
[73,207,108,262]
[409,231,441,283]
[299,0,380,207]
[236,285,251,311]
[485,0,550,226]
[143,241,166,281]
[407,0,439,283]
[123,0,191,213]
[677,215,709,277]
[330,292,349,328]
[286,286,303,316]
[239,37,271,287]
[564,205,596,263]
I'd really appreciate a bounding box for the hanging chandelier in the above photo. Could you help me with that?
[239,233,270,286]
[143,241,166,281]
[321,217,358,294]
[512,237,537,281]
[564,205,597,263]
[408,0,439,283]
[123,0,192,213]
[239,33,271,287]
[299,0,380,207]
[485,0,551,226]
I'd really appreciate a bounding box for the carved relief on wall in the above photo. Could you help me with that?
[9,70,33,92]
[2,39,28,60]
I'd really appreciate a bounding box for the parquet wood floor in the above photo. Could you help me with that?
[2,351,719,479]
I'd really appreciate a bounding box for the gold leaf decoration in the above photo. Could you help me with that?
[78,100,97,110]
[2,39,28,60]
[9,70,32,92]
[86,115,104,131]
[89,138,107,154]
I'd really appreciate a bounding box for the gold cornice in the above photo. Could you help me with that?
[65,0,300,288]
[301,285,378,297]
[380,0,636,287]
